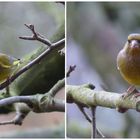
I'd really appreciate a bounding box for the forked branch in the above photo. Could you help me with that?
[0,24,65,90]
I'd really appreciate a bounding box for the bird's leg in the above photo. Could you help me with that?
[126,85,137,94]
[117,85,140,114]
[117,85,137,113]
[134,93,140,98]
[122,85,137,99]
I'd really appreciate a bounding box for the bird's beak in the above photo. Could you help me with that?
[131,40,140,48]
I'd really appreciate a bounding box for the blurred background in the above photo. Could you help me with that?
[67,2,140,138]
[0,2,65,138]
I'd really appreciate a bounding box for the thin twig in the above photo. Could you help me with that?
[77,104,92,123]
[0,111,28,125]
[49,78,65,97]
[96,128,105,138]
[67,65,76,77]
[91,106,96,138]
[19,24,52,46]
[0,120,15,125]
[76,103,105,138]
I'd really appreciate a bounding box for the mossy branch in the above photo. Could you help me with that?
[0,24,65,90]
[67,84,140,112]
[0,79,65,125]
[0,79,65,113]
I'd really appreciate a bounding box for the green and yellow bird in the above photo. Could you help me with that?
[0,53,20,83]
[117,34,140,96]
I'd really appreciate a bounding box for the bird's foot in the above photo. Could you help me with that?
[118,85,138,113]
[134,93,140,98]
[122,85,137,99]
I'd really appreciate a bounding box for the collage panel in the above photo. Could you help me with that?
[67,2,140,138]
[0,2,65,138]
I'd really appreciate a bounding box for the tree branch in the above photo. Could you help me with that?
[49,79,65,97]
[67,65,76,77]
[0,96,33,106]
[0,110,29,125]
[91,106,96,138]
[67,84,140,112]
[0,95,64,113]
[19,24,52,46]
[0,37,65,90]
[0,78,65,115]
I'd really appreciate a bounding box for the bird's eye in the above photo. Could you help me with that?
[137,40,140,44]
[128,40,131,43]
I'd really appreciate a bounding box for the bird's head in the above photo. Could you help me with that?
[124,34,140,55]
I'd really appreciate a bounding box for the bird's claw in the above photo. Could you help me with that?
[121,85,138,99]
[134,93,140,98]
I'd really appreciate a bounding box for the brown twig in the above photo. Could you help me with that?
[76,104,92,123]
[91,106,96,138]
[67,65,76,77]
[19,24,52,46]
[77,104,104,138]
[0,111,29,125]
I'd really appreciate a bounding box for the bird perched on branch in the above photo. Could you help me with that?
[117,33,140,97]
[0,53,20,83]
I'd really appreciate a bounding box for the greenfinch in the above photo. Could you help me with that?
[117,34,140,96]
[0,53,20,83]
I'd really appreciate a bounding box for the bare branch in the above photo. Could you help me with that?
[76,104,104,137]
[0,92,65,113]
[44,98,65,112]
[19,24,52,46]
[96,128,105,138]
[76,104,91,123]
[0,96,33,106]
[0,80,65,125]
[0,38,65,90]
[0,111,29,125]
[19,36,35,40]
[91,106,96,138]
[49,78,65,97]
[67,84,140,112]
[67,65,76,77]
[0,120,15,125]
